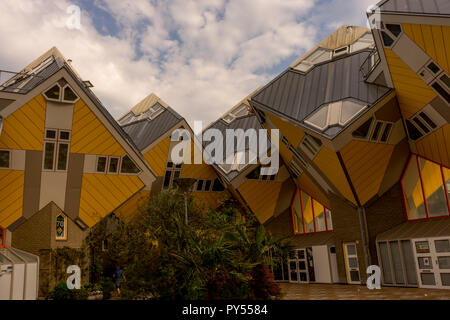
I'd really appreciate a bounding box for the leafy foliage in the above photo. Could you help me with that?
[87,190,290,300]
[47,281,88,300]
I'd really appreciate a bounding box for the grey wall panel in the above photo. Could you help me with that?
[64,153,85,221]
[22,150,43,220]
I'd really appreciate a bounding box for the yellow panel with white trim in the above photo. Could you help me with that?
[403,24,450,74]
[237,180,283,224]
[296,174,330,208]
[0,170,25,228]
[78,173,144,227]
[71,99,125,156]
[384,49,437,118]
[266,112,305,148]
[340,141,395,205]
[0,95,46,151]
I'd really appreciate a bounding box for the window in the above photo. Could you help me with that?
[352,118,393,143]
[406,111,440,141]
[289,156,304,179]
[196,179,204,191]
[109,157,119,174]
[43,81,78,103]
[246,166,276,181]
[291,189,333,235]
[120,155,140,174]
[304,100,367,135]
[212,178,225,192]
[300,134,322,159]
[96,156,107,173]
[352,118,373,139]
[0,150,10,168]
[333,46,349,58]
[43,129,70,171]
[162,161,182,190]
[381,24,401,48]
[56,214,67,240]
[401,155,450,221]
[256,109,266,123]
[0,227,4,247]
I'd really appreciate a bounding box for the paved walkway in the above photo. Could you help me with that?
[280,283,450,300]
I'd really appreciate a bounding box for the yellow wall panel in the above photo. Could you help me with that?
[266,112,305,148]
[78,173,144,227]
[314,147,356,205]
[403,24,450,73]
[71,100,125,156]
[0,95,46,151]
[340,141,395,205]
[384,49,437,118]
[144,138,170,177]
[0,170,24,228]
[238,180,283,224]
[297,174,330,208]
[181,163,218,180]
[416,124,450,168]
[114,190,151,223]
[192,191,229,211]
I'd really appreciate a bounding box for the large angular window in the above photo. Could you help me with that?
[120,155,140,174]
[43,80,79,104]
[401,155,450,221]
[291,189,333,235]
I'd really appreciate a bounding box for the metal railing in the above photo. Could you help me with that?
[360,49,380,79]
[0,69,44,94]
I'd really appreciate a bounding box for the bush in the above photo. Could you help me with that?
[100,279,115,300]
[47,281,89,300]
[249,264,281,300]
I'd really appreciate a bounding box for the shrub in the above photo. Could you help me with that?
[100,279,115,300]
[249,264,281,300]
[47,281,89,300]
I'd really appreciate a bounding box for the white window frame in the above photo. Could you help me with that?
[300,134,323,159]
[43,128,71,172]
[107,157,120,174]
[162,161,182,190]
[380,23,402,48]
[43,82,79,104]
[119,155,141,175]
[95,155,108,174]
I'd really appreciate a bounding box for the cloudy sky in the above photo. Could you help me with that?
[0,0,377,127]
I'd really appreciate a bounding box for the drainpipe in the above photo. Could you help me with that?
[358,206,371,269]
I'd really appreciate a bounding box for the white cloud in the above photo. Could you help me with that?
[0,0,375,127]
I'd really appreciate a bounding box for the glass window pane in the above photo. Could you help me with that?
[402,156,427,220]
[56,215,65,239]
[420,273,436,286]
[438,256,450,269]
[57,143,69,171]
[325,208,333,231]
[108,158,119,173]
[348,257,358,268]
[347,244,357,255]
[350,270,360,282]
[60,131,70,140]
[418,257,433,269]
[163,171,171,189]
[46,130,56,139]
[340,101,365,125]
[292,191,304,234]
[313,200,326,232]
[212,178,225,192]
[120,155,140,174]
[390,241,405,284]
[352,118,373,139]
[305,105,328,129]
[204,180,211,192]
[444,167,450,205]
[44,85,60,100]
[0,150,10,168]
[401,240,418,285]
[435,240,450,253]
[44,142,55,170]
[301,192,314,233]
[441,273,450,286]
[63,86,78,101]
[418,158,448,218]
[96,156,107,173]
[379,242,393,284]
[196,180,204,191]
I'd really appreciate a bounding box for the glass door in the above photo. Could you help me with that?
[287,249,309,283]
[434,238,450,289]
[344,243,360,284]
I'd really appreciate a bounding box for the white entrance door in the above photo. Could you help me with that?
[287,249,309,283]
[343,243,361,284]
[413,237,450,289]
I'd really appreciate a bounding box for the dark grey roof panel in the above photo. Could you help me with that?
[252,51,391,128]
[121,107,182,151]
[377,0,450,15]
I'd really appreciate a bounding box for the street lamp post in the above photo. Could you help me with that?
[174,178,196,225]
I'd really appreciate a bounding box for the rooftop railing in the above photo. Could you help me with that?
[360,49,381,80]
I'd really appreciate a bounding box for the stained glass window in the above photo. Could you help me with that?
[56,214,66,240]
